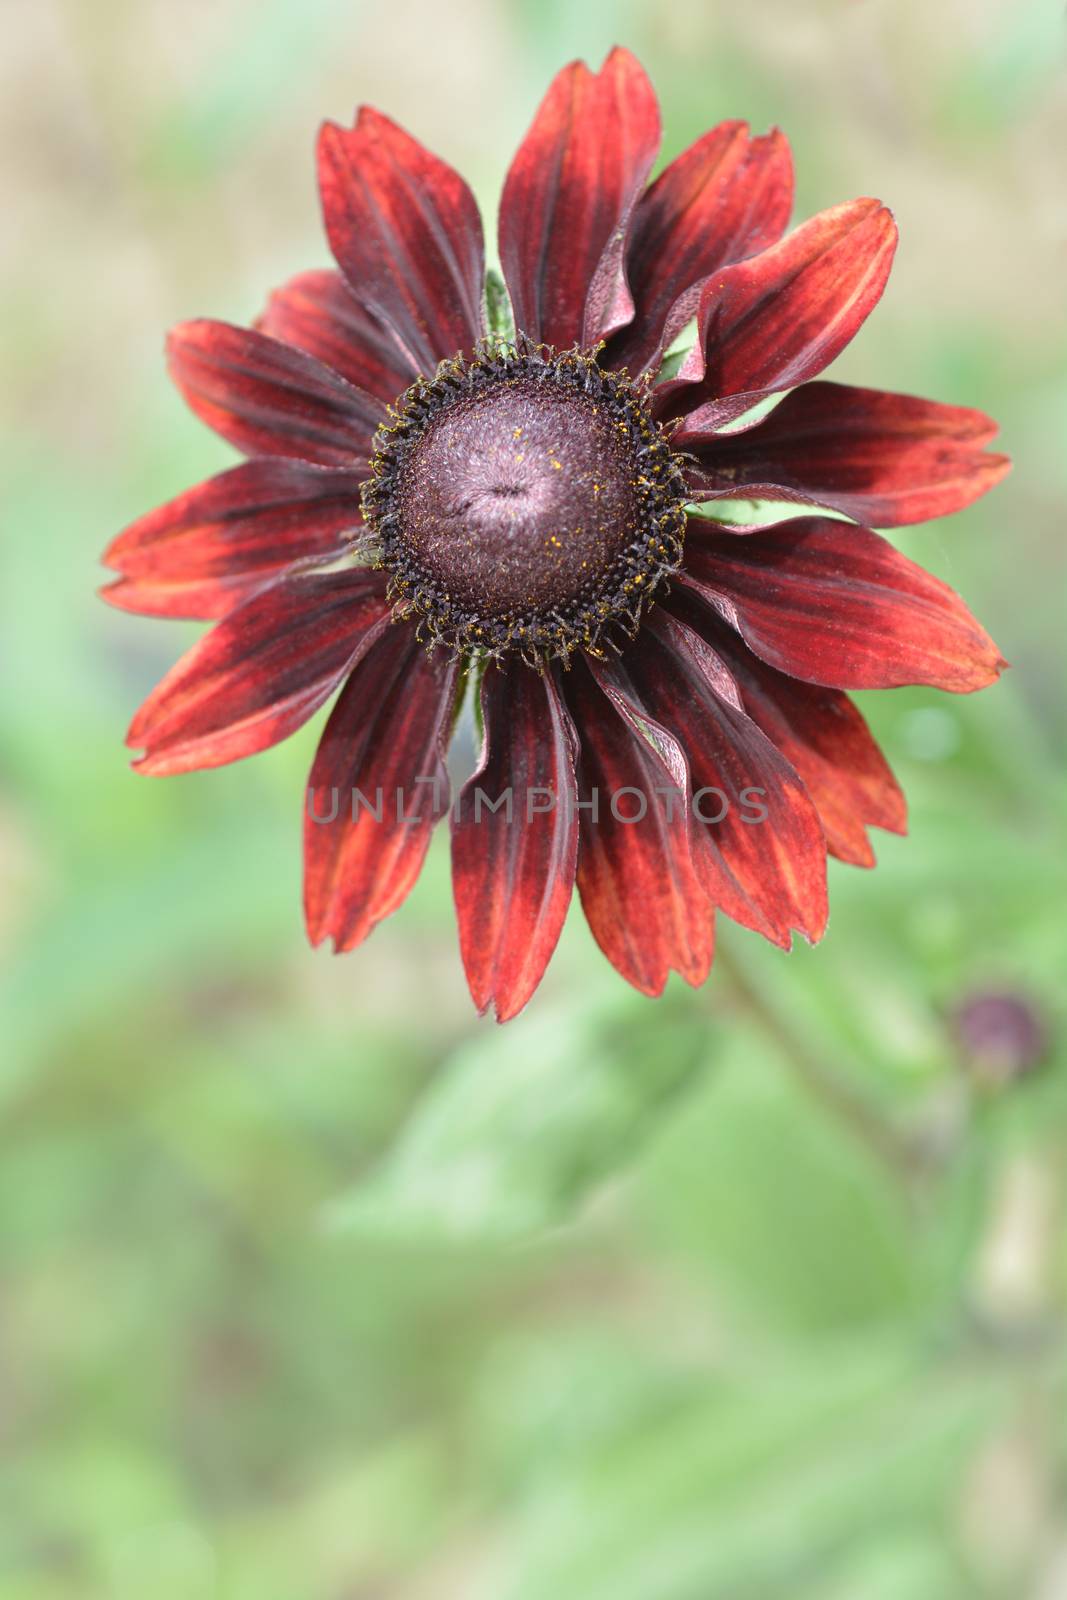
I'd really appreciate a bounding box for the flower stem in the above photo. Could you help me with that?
[484,268,515,345]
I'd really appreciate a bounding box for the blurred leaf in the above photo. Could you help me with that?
[495,1346,1008,1600]
[475,1327,699,1496]
[327,996,714,1241]
[637,1028,921,1335]
[795,1531,969,1600]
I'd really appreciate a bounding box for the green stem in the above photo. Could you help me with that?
[485,269,515,345]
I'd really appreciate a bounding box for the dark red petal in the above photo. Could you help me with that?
[101,459,366,619]
[656,199,897,427]
[683,514,1005,692]
[628,612,829,945]
[257,269,418,404]
[604,122,793,377]
[127,569,390,776]
[498,47,661,348]
[317,108,485,374]
[167,320,386,468]
[671,590,907,866]
[451,666,578,1022]
[304,630,457,951]
[584,652,771,943]
[681,381,1011,527]
[563,658,714,995]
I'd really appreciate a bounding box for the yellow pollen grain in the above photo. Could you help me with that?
[549,458,562,470]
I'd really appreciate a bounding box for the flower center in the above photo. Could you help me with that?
[362,345,688,662]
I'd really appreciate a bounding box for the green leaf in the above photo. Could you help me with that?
[636,1024,921,1334]
[497,1347,1007,1600]
[326,996,713,1242]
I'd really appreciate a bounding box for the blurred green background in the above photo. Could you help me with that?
[2,0,1066,1595]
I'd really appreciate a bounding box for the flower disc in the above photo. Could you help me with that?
[363,345,688,661]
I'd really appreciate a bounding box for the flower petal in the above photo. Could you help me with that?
[563,657,714,995]
[101,459,366,619]
[683,514,1005,692]
[628,611,829,944]
[318,107,485,374]
[498,47,661,348]
[584,652,774,944]
[604,122,793,377]
[257,269,418,403]
[681,381,1011,527]
[656,199,897,427]
[304,629,457,950]
[451,665,578,1022]
[671,589,907,866]
[128,569,390,776]
[167,320,387,467]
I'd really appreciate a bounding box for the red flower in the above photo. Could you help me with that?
[104,49,1009,1020]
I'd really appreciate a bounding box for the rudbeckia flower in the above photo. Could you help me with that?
[104,48,1009,1019]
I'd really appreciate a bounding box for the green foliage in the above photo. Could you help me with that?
[329,998,713,1241]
